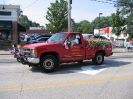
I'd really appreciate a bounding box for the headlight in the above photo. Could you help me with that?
[31,49,37,57]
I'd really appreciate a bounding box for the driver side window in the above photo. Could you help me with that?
[66,34,81,45]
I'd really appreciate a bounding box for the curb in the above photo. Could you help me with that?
[0,54,12,55]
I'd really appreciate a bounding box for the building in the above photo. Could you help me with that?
[94,26,129,40]
[21,27,48,34]
[0,4,26,46]
[94,26,129,47]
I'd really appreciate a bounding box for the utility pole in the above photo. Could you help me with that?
[99,13,102,35]
[68,0,71,32]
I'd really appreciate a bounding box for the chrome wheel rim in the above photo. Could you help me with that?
[97,55,102,63]
[43,59,54,69]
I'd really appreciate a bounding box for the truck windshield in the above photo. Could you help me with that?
[47,33,67,43]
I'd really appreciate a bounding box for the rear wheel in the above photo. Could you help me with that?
[78,60,83,63]
[40,55,59,73]
[92,52,104,65]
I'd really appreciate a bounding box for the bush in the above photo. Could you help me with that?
[3,39,11,45]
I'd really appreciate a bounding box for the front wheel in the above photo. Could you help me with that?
[92,52,104,65]
[40,55,59,73]
[17,58,21,63]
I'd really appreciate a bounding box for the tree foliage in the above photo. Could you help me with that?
[117,0,133,36]
[73,20,92,33]
[91,16,111,29]
[117,0,133,15]
[45,0,68,33]
[117,0,133,25]
[110,9,125,38]
[19,15,40,29]
[72,16,112,34]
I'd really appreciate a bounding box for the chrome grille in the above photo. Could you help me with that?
[22,48,32,56]
[22,49,31,53]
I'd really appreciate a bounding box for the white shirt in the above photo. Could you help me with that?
[126,42,130,47]
[24,35,28,41]
[71,39,79,44]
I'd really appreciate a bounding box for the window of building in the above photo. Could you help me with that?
[0,11,11,16]
[0,31,12,40]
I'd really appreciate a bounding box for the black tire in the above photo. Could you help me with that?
[21,58,27,65]
[92,52,104,65]
[78,60,83,63]
[17,58,21,63]
[40,55,59,73]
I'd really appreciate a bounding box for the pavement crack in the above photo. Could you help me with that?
[19,70,24,99]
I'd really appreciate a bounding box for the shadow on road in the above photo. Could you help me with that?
[30,59,132,74]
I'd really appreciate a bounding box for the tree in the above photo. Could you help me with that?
[110,9,126,39]
[73,20,92,33]
[117,0,133,41]
[32,22,40,27]
[19,15,30,29]
[19,15,40,29]
[117,0,133,15]
[45,0,68,33]
[117,0,133,27]
[91,16,111,29]
[72,16,112,34]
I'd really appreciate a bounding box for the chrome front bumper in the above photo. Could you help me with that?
[27,57,40,64]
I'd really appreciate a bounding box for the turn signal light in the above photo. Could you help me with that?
[33,49,37,56]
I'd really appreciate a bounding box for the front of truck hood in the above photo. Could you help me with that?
[22,42,61,49]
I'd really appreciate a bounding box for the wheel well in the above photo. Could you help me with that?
[40,52,60,62]
[96,50,105,56]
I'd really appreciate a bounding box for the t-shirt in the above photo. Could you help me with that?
[71,39,79,44]
[24,35,28,41]
[126,42,130,47]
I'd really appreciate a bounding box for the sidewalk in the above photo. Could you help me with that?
[0,46,12,55]
[0,46,127,55]
[112,47,126,53]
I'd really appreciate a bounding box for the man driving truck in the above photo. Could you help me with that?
[64,34,79,49]
[70,34,79,45]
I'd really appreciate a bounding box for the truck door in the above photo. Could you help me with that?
[61,34,85,62]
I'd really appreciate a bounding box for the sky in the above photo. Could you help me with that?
[0,0,117,26]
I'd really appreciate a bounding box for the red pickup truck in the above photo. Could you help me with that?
[21,32,113,73]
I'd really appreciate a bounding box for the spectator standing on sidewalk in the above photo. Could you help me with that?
[126,39,131,52]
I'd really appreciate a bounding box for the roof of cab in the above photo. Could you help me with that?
[58,32,82,34]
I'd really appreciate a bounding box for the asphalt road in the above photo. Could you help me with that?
[0,52,133,99]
